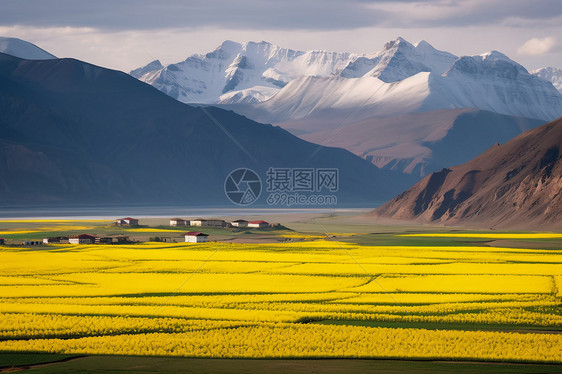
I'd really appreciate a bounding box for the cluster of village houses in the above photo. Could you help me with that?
[5,217,272,246]
[170,218,270,243]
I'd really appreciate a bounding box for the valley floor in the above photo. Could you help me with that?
[0,212,561,372]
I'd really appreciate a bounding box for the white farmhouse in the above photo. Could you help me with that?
[69,234,96,244]
[190,219,225,227]
[189,219,205,226]
[184,232,209,243]
[170,218,187,226]
[43,237,63,244]
[248,220,269,229]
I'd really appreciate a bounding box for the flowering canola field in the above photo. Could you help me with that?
[0,239,561,362]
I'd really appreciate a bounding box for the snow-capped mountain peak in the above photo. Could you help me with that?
[532,66,562,93]
[217,39,241,54]
[414,40,458,74]
[446,50,529,79]
[0,37,56,60]
[369,37,431,82]
[382,36,411,50]
[339,37,457,82]
[414,40,432,49]
[130,59,163,79]
[480,50,512,61]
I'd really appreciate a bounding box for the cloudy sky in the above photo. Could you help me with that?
[1,0,561,72]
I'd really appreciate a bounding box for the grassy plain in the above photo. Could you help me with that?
[0,217,561,372]
[0,219,294,244]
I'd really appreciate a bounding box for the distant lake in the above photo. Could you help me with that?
[0,205,371,220]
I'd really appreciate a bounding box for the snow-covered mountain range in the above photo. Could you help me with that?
[132,37,562,177]
[532,67,562,93]
[225,50,559,126]
[132,37,562,122]
[131,40,356,104]
[0,37,56,60]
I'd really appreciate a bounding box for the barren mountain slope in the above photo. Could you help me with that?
[372,117,562,229]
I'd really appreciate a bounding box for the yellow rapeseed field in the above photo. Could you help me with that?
[0,230,40,235]
[0,238,560,362]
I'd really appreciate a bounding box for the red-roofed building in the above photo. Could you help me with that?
[0,238,4,245]
[248,220,269,228]
[184,232,209,243]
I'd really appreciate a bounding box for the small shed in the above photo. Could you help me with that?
[189,219,206,226]
[248,220,269,228]
[170,218,187,226]
[115,217,139,226]
[69,234,96,244]
[114,236,130,243]
[184,232,209,243]
[231,219,248,228]
[23,240,41,246]
[43,237,64,244]
[190,219,225,227]
[205,219,226,227]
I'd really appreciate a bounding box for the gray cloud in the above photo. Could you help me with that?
[1,0,560,31]
[368,0,562,28]
[0,0,387,31]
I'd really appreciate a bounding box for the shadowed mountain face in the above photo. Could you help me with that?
[372,117,562,229]
[294,109,544,177]
[0,53,417,206]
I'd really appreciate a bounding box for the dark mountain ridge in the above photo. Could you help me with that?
[0,53,417,206]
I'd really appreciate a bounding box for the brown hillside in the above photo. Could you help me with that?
[372,117,562,229]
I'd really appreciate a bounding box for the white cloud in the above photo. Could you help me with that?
[517,36,557,55]
[1,24,561,73]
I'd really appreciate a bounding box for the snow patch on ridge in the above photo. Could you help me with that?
[532,67,562,93]
[0,37,56,60]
